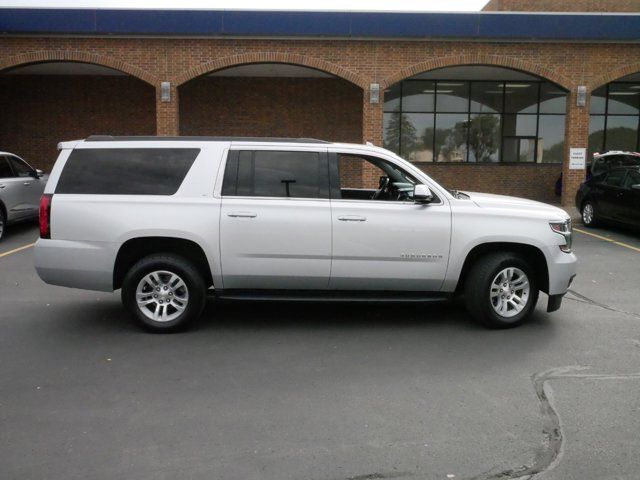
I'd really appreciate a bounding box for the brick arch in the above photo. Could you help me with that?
[0,51,158,86]
[174,53,368,89]
[590,63,640,90]
[381,55,573,90]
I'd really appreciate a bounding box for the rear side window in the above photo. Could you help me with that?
[56,148,199,195]
[603,170,626,187]
[222,150,328,199]
[7,156,33,177]
[0,156,13,178]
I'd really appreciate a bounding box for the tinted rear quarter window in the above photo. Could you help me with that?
[222,150,328,199]
[56,148,199,195]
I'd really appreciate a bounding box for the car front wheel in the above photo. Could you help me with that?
[464,252,539,329]
[121,254,206,332]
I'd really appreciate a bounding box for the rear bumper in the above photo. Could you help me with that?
[34,238,115,292]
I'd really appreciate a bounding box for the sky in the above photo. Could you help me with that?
[0,0,489,11]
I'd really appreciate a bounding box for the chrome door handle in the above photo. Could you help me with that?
[338,215,367,222]
[227,212,257,218]
[23,182,31,186]
[0,184,5,189]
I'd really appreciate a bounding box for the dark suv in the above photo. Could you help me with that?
[576,166,640,229]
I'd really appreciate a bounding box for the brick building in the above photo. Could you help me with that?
[1,2,639,207]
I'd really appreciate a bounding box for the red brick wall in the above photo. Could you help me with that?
[3,38,640,204]
[419,163,562,203]
[0,75,155,170]
[179,77,363,142]
[483,0,640,11]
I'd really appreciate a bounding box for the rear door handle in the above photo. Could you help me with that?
[227,211,257,218]
[0,184,5,189]
[338,215,367,222]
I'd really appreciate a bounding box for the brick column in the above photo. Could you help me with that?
[561,89,590,209]
[361,89,385,187]
[156,82,179,136]
[362,88,384,146]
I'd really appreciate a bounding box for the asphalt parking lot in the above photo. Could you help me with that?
[1,222,640,480]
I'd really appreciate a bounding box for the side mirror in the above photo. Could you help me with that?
[413,184,434,204]
[34,169,44,178]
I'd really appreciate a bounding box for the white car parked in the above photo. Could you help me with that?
[34,136,576,332]
[0,152,47,241]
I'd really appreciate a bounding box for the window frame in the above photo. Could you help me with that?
[221,148,331,201]
[383,78,568,165]
[589,81,640,154]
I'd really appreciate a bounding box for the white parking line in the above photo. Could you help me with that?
[0,242,35,258]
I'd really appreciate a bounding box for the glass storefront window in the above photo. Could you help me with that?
[590,86,607,114]
[470,82,503,113]
[605,116,639,151]
[607,84,640,115]
[401,113,435,162]
[383,83,401,112]
[383,78,567,164]
[588,115,605,156]
[538,115,566,163]
[503,138,536,163]
[588,82,640,155]
[503,114,537,137]
[539,83,567,114]
[435,82,469,112]
[402,81,435,112]
[468,113,501,162]
[504,83,539,113]
[434,113,468,162]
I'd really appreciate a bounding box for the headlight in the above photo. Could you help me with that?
[550,219,572,253]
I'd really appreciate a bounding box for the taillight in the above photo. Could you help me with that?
[39,194,52,239]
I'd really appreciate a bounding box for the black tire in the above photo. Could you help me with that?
[121,253,206,333]
[581,200,598,228]
[0,208,5,241]
[463,252,539,329]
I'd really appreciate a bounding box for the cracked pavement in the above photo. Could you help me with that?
[1,223,639,480]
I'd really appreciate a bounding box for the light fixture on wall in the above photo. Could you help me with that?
[577,86,587,107]
[161,82,171,103]
[370,83,380,104]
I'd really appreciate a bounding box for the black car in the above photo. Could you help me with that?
[576,167,640,229]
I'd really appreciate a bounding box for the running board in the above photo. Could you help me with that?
[212,289,452,303]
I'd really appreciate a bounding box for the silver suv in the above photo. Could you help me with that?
[34,136,576,332]
[0,152,47,241]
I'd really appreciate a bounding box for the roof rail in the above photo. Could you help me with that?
[84,135,330,144]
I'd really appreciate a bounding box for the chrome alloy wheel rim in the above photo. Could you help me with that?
[583,203,594,224]
[490,267,530,318]
[136,270,189,322]
[0,217,4,239]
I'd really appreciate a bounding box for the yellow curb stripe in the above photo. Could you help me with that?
[0,242,36,258]
[574,228,640,253]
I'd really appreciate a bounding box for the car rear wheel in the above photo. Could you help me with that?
[0,208,5,241]
[121,254,206,333]
[581,201,598,227]
[464,252,539,329]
